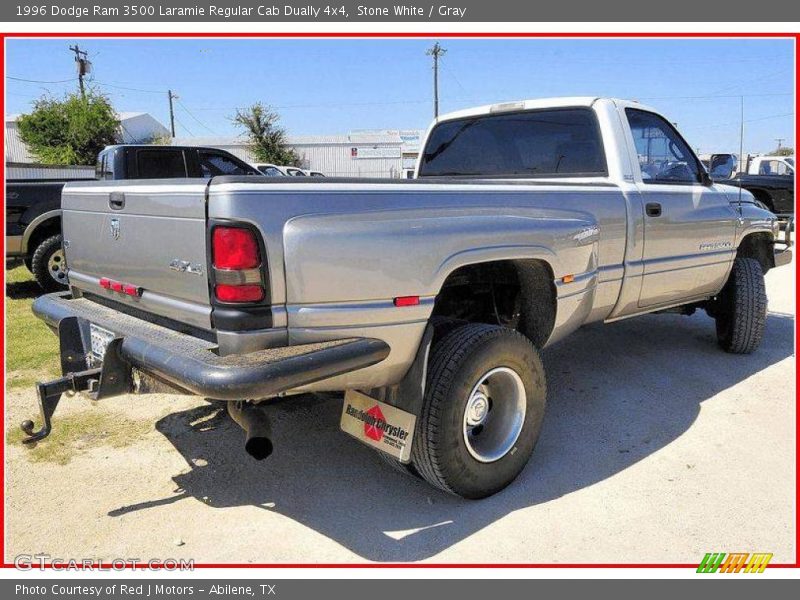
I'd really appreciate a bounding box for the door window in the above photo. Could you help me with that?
[759,160,792,176]
[626,109,701,184]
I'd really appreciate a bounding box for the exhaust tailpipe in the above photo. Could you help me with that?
[227,401,273,460]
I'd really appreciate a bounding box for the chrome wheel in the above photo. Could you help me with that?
[47,249,67,284]
[462,366,526,463]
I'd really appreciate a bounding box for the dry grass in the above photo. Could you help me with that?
[6,408,153,465]
[5,264,60,389]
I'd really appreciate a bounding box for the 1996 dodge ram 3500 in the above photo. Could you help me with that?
[25,97,792,498]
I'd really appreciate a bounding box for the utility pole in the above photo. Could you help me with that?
[775,137,785,151]
[426,42,446,119]
[168,90,177,137]
[69,45,91,98]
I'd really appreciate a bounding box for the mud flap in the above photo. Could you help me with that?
[340,391,417,463]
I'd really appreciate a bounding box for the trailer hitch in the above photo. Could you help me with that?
[20,368,101,444]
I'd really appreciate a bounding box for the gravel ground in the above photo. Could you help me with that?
[4,258,795,565]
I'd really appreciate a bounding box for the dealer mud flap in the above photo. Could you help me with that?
[22,292,391,445]
[338,322,434,463]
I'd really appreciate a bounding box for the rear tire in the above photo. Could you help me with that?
[411,323,546,499]
[31,234,68,292]
[714,257,767,354]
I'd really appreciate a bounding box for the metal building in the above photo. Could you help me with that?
[172,130,424,179]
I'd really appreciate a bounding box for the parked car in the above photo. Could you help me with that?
[254,164,287,177]
[5,145,260,291]
[702,153,794,217]
[284,166,307,176]
[23,97,791,499]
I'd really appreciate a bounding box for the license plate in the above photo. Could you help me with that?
[340,390,416,463]
[89,323,115,363]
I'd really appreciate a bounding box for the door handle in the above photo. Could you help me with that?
[645,202,662,217]
[109,192,125,210]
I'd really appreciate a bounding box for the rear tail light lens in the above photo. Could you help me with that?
[211,225,267,304]
[212,226,261,270]
[215,284,265,303]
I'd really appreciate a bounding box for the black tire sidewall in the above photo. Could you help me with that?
[429,329,545,498]
[31,234,67,292]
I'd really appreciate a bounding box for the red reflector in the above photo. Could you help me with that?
[215,284,264,303]
[394,296,420,307]
[99,278,112,289]
[122,284,141,297]
[110,281,123,292]
[212,226,260,270]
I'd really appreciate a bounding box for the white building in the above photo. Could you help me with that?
[5,112,170,179]
[173,129,426,179]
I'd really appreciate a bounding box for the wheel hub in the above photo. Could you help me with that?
[462,367,526,463]
[47,249,67,283]
[465,390,490,426]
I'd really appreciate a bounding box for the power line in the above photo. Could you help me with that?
[176,98,218,135]
[172,114,195,137]
[92,80,166,94]
[6,75,77,84]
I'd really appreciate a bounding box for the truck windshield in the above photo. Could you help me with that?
[418,108,606,178]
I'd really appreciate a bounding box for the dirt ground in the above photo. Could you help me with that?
[4,258,795,565]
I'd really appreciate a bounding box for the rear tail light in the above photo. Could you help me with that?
[215,284,265,303]
[211,225,266,304]
[212,226,260,270]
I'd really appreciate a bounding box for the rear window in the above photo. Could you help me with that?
[418,108,607,178]
[135,149,187,179]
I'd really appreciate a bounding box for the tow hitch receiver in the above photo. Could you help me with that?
[20,315,133,445]
[21,368,101,444]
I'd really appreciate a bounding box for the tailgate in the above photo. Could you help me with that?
[61,179,213,329]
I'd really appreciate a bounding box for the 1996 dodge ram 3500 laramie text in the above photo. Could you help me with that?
[25,97,792,498]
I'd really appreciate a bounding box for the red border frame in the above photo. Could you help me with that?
[1,30,797,571]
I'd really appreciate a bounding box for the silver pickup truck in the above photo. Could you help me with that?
[24,97,792,499]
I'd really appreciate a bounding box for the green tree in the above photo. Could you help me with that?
[770,146,794,157]
[17,90,120,165]
[232,103,300,166]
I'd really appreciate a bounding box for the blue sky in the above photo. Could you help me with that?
[5,38,795,154]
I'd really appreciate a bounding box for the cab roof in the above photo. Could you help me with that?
[434,97,659,123]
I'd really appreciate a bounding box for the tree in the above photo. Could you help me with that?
[17,90,120,165]
[232,103,300,166]
[770,146,794,157]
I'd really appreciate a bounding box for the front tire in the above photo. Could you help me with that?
[31,234,68,292]
[411,323,546,499]
[714,257,767,354]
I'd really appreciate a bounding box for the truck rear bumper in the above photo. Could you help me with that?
[32,292,391,402]
[774,247,793,267]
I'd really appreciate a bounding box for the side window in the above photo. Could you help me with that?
[626,108,701,184]
[760,160,790,176]
[135,150,187,179]
[199,151,254,177]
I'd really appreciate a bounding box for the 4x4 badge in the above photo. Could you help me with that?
[109,218,120,240]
